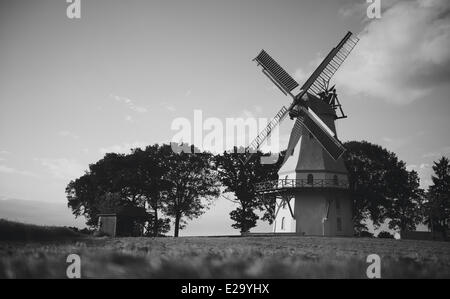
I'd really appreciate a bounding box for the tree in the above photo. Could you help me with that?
[343,141,417,233]
[66,153,141,227]
[387,170,425,233]
[66,172,101,227]
[425,157,450,234]
[131,146,172,236]
[215,149,283,233]
[95,192,123,214]
[163,144,220,237]
[377,231,394,239]
[144,215,171,237]
[66,147,171,236]
[66,143,220,237]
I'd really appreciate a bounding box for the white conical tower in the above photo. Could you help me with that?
[273,94,353,236]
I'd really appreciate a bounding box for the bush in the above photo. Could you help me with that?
[0,219,83,241]
[378,231,394,239]
[357,230,374,238]
[67,226,94,235]
[93,230,110,237]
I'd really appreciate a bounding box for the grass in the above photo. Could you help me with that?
[0,220,449,278]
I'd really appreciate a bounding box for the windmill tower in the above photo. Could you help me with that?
[245,32,359,236]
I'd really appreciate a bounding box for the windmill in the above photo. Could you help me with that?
[243,31,359,165]
[249,31,360,236]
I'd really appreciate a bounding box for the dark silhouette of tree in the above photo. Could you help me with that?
[377,231,394,239]
[343,141,421,233]
[387,170,425,233]
[215,149,283,233]
[425,156,450,235]
[66,147,171,236]
[95,192,123,214]
[66,153,143,228]
[66,143,221,237]
[162,144,220,237]
[130,146,172,236]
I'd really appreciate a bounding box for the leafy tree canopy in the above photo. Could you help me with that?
[343,141,424,233]
[215,149,283,233]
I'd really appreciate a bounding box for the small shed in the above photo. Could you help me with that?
[97,213,117,237]
[97,206,150,237]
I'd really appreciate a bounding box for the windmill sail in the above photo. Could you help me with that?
[254,50,299,96]
[296,107,346,160]
[243,106,289,164]
[299,32,359,97]
[246,31,358,165]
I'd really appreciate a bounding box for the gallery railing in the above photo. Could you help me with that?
[255,179,349,192]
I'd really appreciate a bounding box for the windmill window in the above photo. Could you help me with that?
[333,175,338,185]
[307,174,314,184]
[337,217,342,232]
[281,217,285,230]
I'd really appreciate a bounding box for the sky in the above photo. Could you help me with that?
[0,0,449,235]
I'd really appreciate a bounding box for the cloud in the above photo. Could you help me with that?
[0,165,37,177]
[406,162,434,188]
[160,102,176,112]
[338,0,398,19]
[294,55,324,84]
[406,164,417,171]
[334,0,450,104]
[0,198,86,228]
[58,130,80,140]
[422,145,450,158]
[381,136,411,150]
[36,158,86,180]
[419,163,431,169]
[293,68,309,84]
[0,151,8,162]
[241,109,256,119]
[240,105,264,119]
[110,94,148,113]
[165,105,176,112]
[125,115,133,122]
[0,151,38,177]
[99,142,148,155]
[254,105,263,114]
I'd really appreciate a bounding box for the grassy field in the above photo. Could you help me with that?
[1,220,450,278]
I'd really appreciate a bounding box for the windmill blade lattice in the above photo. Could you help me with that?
[254,50,299,96]
[300,33,359,97]
[243,105,289,164]
[245,31,359,165]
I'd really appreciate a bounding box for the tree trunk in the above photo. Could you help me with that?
[153,205,159,237]
[174,213,181,237]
